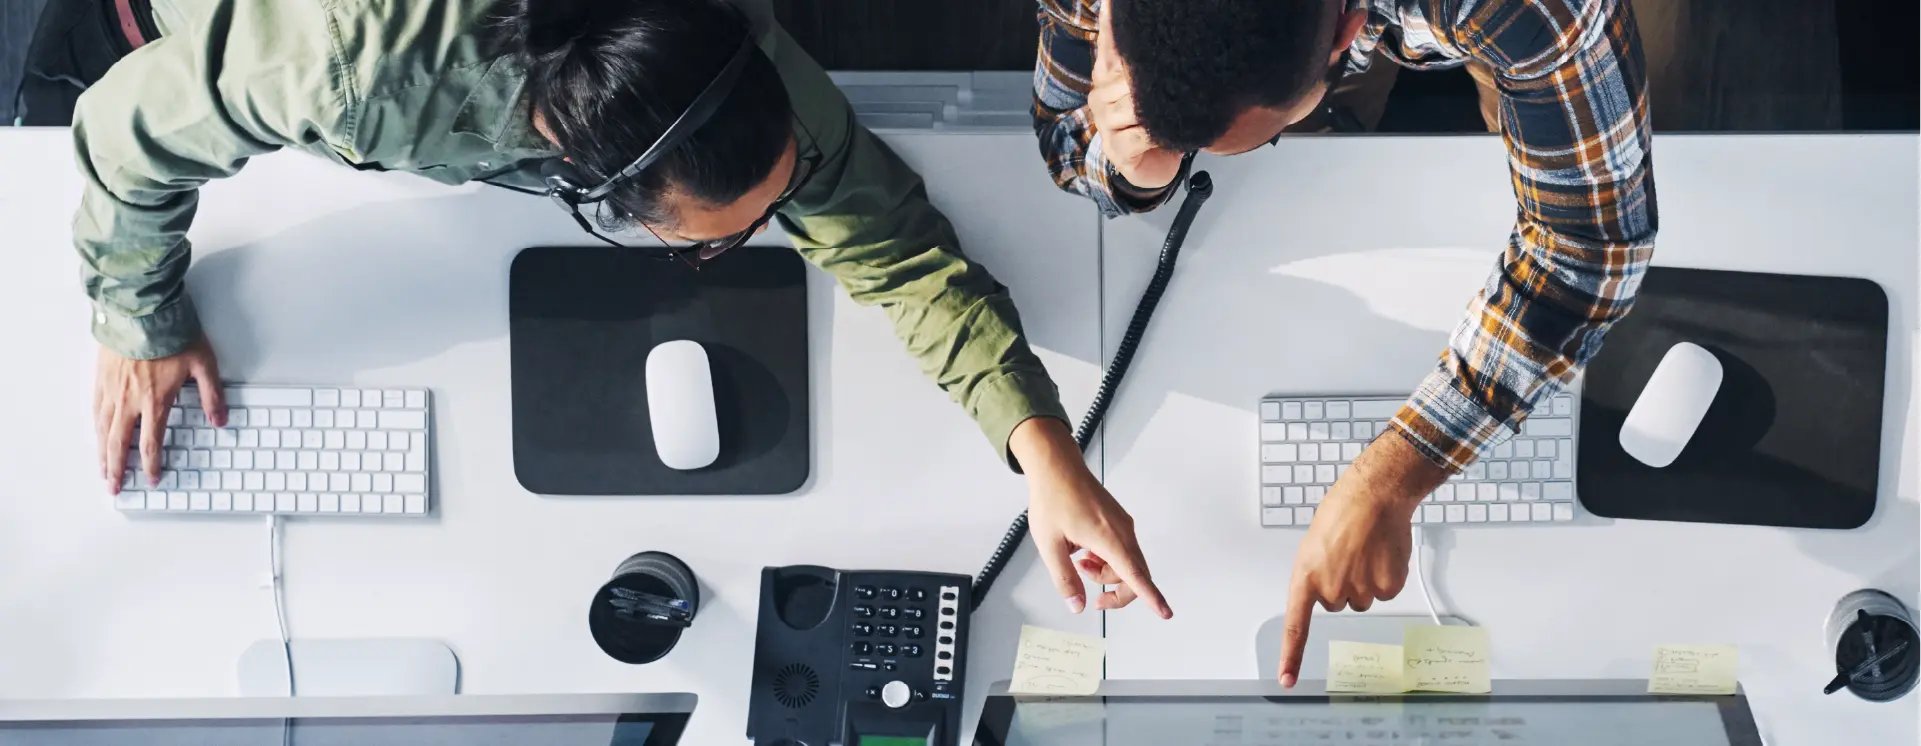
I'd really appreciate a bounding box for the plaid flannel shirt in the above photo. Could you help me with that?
[1033,0,1657,471]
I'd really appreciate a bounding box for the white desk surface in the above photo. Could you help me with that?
[1098,133,1921,744]
[0,130,1102,743]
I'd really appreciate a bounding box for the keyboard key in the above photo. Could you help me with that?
[1465,463,1486,481]
[1353,399,1400,419]
[380,410,426,430]
[316,389,340,407]
[191,450,212,469]
[341,452,362,472]
[1260,423,1288,442]
[1263,466,1292,484]
[405,451,425,472]
[168,492,189,511]
[232,492,252,511]
[325,431,345,450]
[1525,418,1573,437]
[298,452,319,470]
[1353,421,1374,440]
[1300,444,1320,462]
[383,495,404,514]
[1553,503,1574,521]
[367,431,388,451]
[1487,462,1508,480]
[190,492,211,511]
[276,452,296,470]
[265,472,285,491]
[270,409,292,428]
[1531,503,1553,521]
[1281,402,1302,420]
[1341,442,1362,461]
[388,432,408,450]
[1434,485,1455,502]
[1304,402,1324,419]
[337,410,358,428]
[212,450,233,470]
[320,494,340,513]
[1315,464,1336,483]
[277,494,298,512]
[1489,504,1510,522]
[1521,483,1541,501]
[383,453,405,472]
[1305,486,1326,504]
[1514,440,1535,459]
[238,430,259,448]
[298,494,319,512]
[1536,440,1554,458]
[1477,484,1499,502]
[194,429,215,448]
[1494,441,1514,459]
[1284,487,1304,505]
[1287,423,1308,441]
[1511,462,1530,479]
[1262,444,1298,463]
[225,388,312,407]
[1535,459,1553,478]
[1261,402,1282,421]
[1467,504,1487,522]
[1293,465,1314,483]
[301,431,323,449]
[1294,506,1315,525]
[1552,396,1573,416]
[1262,508,1294,527]
[1327,402,1351,419]
[341,390,361,408]
[340,494,361,513]
[1262,487,1283,507]
[315,410,335,428]
[394,474,427,493]
[1423,505,1444,523]
[1498,483,1521,502]
[347,431,366,450]
[178,471,199,490]
[221,472,243,491]
[1307,423,1330,441]
[243,472,265,491]
[1553,459,1572,480]
[1338,464,1352,480]
[404,495,427,514]
[329,474,351,492]
[1445,505,1465,523]
[233,450,254,470]
[384,391,405,408]
[1545,483,1574,501]
[405,391,426,409]
[320,452,339,471]
[1331,422,1351,440]
[292,410,312,428]
[146,492,168,511]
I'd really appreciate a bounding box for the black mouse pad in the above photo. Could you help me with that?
[510,246,809,495]
[1577,267,1888,529]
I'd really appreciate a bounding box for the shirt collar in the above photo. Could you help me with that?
[452,56,557,153]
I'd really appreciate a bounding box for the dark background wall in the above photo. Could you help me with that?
[6,0,1917,131]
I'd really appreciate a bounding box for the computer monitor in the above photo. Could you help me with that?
[974,680,1762,746]
[0,692,693,745]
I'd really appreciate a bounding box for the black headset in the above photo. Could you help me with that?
[540,33,759,223]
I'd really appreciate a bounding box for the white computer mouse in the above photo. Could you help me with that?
[1618,341,1723,468]
[645,340,720,470]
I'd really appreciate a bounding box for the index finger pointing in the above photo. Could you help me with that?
[1278,576,1317,688]
[1103,543,1172,620]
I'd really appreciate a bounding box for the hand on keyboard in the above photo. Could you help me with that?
[96,337,227,494]
[1277,432,1447,688]
[1013,417,1173,620]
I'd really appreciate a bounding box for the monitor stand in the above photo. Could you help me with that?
[1253,614,1470,680]
[238,638,459,696]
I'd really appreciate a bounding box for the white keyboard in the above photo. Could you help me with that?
[1257,393,1578,527]
[115,384,434,517]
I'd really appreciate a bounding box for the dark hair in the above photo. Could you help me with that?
[1110,0,1339,151]
[496,0,792,229]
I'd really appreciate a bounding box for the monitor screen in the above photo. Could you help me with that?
[980,688,1763,746]
[0,713,665,745]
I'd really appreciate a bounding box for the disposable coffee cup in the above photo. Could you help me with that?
[1826,589,1919,702]
[589,551,699,665]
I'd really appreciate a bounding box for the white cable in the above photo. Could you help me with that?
[268,516,294,746]
[1411,525,1444,626]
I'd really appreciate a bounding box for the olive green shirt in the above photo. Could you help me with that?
[72,0,1066,465]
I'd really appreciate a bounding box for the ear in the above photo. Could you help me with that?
[1328,8,1368,66]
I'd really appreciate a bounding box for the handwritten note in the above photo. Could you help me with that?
[1327,641,1409,693]
[1403,625,1491,693]
[1649,644,1739,695]
[1009,625,1104,695]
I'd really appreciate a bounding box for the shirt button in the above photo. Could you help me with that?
[477,161,491,169]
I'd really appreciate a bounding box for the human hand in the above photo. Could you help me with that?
[95,336,226,493]
[1090,0,1183,190]
[1277,432,1448,686]
[1011,417,1172,618]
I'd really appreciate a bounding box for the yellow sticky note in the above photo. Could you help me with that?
[1009,625,1104,695]
[1649,644,1739,695]
[1403,625,1491,693]
[1327,641,1409,693]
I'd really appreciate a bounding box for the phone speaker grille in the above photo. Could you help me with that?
[770,663,820,708]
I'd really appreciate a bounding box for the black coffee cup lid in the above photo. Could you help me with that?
[589,552,699,665]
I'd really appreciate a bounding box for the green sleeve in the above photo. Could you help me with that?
[70,0,350,359]
[766,29,1070,469]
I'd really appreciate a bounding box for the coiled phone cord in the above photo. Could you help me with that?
[971,170,1215,608]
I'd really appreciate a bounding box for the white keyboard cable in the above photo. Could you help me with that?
[1411,525,1444,626]
[267,516,294,746]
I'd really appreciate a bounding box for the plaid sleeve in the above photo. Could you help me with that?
[1031,0,1176,217]
[1392,0,1657,471]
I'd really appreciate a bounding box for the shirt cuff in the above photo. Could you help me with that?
[969,371,1071,473]
[1389,363,1515,473]
[91,296,201,360]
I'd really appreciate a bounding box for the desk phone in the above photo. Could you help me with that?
[748,565,971,746]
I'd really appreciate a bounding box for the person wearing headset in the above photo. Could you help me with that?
[1032,0,1655,685]
[60,0,1170,621]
